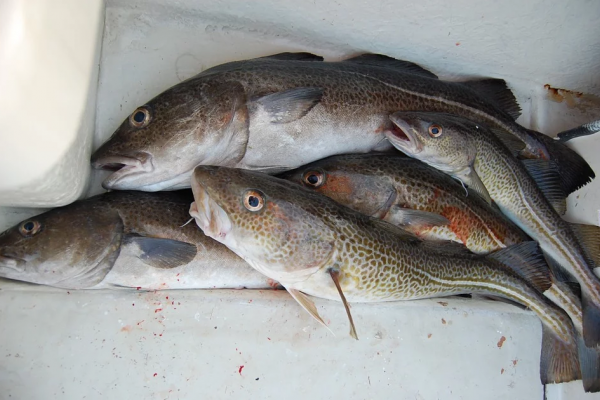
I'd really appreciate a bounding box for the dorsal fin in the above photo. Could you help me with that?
[258,52,324,62]
[342,54,438,79]
[570,223,600,267]
[488,126,526,157]
[486,241,552,293]
[460,79,522,120]
[521,159,567,215]
[528,129,595,195]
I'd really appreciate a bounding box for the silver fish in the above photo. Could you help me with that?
[91,53,592,194]
[0,191,276,290]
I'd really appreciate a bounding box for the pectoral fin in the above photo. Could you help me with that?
[250,87,323,124]
[458,168,492,205]
[287,288,334,336]
[123,235,197,269]
[383,206,450,231]
[329,269,358,340]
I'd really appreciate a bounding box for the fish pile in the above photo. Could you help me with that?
[2,52,600,391]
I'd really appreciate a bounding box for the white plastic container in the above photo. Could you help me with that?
[1,1,599,398]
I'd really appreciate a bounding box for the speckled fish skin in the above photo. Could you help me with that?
[0,191,274,290]
[189,165,579,385]
[279,154,586,335]
[280,154,529,254]
[91,53,591,192]
[386,111,600,344]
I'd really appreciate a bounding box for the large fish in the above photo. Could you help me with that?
[189,165,587,387]
[0,191,275,290]
[280,154,530,253]
[91,53,592,195]
[385,111,600,348]
[279,154,585,335]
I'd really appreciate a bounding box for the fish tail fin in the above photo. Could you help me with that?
[577,335,600,392]
[527,130,595,194]
[582,292,600,347]
[540,324,581,385]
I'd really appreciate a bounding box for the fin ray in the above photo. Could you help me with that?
[123,235,197,269]
[329,269,358,340]
[251,87,323,124]
[342,54,438,79]
[287,288,335,336]
[521,159,567,215]
[460,79,521,120]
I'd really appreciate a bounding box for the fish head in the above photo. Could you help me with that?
[386,112,477,175]
[92,79,250,191]
[279,155,396,217]
[190,166,337,284]
[0,202,124,288]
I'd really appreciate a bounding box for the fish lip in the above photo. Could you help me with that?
[0,254,24,272]
[92,153,155,189]
[386,116,423,154]
[190,175,232,239]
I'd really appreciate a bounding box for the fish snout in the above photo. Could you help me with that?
[0,251,24,272]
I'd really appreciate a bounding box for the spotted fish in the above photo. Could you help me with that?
[189,165,585,387]
[91,53,592,195]
[0,191,275,290]
[385,111,600,351]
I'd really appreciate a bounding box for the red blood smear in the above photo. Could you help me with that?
[267,338,271,341]
[153,373,157,377]
[132,303,135,306]
[155,308,162,313]
[176,273,180,277]
[238,365,244,375]
[136,287,141,290]
[166,296,169,300]
[137,320,145,325]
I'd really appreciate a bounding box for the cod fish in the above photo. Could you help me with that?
[91,52,592,195]
[280,154,530,254]
[386,111,600,349]
[189,165,586,387]
[0,191,275,290]
[280,154,586,336]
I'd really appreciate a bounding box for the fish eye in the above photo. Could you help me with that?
[428,124,443,138]
[19,220,41,237]
[302,170,325,188]
[129,107,151,128]
[243,190,265,212]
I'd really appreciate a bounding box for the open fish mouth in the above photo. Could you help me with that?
[91,154,155,189]
[386,116,423,155]
[0,254,24,273]
[190,179,232,241]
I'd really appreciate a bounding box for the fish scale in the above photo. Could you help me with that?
[0,191,275,290]
[92,53,592,194]
[386,111,600,351]
[189,165,583,386]
[280,154,528,254]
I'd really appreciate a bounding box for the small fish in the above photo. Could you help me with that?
[385,111,600,349]
[189,165,585,387]
[91,52,592,194]
[557,119,600,142]
[0,191,275,290]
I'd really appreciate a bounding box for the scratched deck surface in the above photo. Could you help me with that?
[0,284,542,400]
